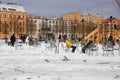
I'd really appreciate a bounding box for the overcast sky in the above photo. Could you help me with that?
[2,0,120,18]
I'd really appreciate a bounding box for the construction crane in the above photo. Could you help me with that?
[115,0,120,8]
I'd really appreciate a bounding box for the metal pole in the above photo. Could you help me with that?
[109,16,113,34]
[81,19,85,38]
[45,18,48,41]
[103,22,104,43]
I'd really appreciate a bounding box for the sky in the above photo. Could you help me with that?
[1,0,120,18]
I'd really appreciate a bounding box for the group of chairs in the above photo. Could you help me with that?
[45,40,58,53]
[5,38,120,56]
[85,44,99,56]
[84,42,120,56]
[102,43,120,56]
[14,39,41,50]
[60,39,120,56]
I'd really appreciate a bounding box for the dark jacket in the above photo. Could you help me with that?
[108,35,113,42]
[10,34,16,43]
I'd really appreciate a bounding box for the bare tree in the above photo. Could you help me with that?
[115,0,120,8]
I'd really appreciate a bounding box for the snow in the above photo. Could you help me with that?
[0,3,26,12]
[0,39,120,80]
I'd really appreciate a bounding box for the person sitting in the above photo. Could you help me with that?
[28,36,34,45]
[65,38,76,53]
[82,40,93,53]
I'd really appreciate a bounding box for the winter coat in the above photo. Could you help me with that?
[25,36,29,43]
[29,38,34,45]
[65,39,73,48]
[10,35,16,43]
[108,35,113,42]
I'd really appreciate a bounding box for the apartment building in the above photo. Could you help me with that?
[27,16,74,38]
[0,2,26,38]
[63,12,104,35]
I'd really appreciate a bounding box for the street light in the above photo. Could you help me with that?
[92,23,96,31]
[81,19,86,38]
[109,16,113,34]
[45,18,48,40]
[71,22,77,39]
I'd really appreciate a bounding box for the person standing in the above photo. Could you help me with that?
[108,34,113,45]
[10,34,16,46]
[25,35,29,45]
[58,34,61,42]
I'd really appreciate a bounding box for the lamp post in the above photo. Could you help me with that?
[4,23,8,38]
[81,19,85,38]
[92,23,95,41]
[100,22,105,43]
[109,16,113,34]
[45,18,48,40]
[73,23,77,39]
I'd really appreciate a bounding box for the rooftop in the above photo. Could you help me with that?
[0,2,25,12]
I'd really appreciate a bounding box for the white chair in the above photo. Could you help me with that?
[102,45,114,56]
[113,43,120,56]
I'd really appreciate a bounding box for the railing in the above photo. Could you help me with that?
[85,28,120,43]
[85,28,100,43]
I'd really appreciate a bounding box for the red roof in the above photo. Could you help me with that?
[104,20,110,23]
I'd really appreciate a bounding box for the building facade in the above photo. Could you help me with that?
[112,18,120,30]
[27,16,74,38]
[0,2,26,38]
[63,12,104,36]
[26,15,43,37]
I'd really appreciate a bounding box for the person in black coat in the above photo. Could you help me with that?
[10,34,16,46]
[82,40,93,53]
[108,34,113,45]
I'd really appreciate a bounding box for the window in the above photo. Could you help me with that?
[31,20,33,23]
[8,8,16,11]
[53,21,55,23]
[1,14,3,18]
[34,20,37,23]
[13,15,16,18]
[10,27,12,32]
[23,28,24,32]
[7,14,9,18]
[10,21,12,25]
[0,21,1,31]
[19,22,22,25]
[49,21,51,23]
[2,8,7,11]
[113,21,115,23]
[4,21,7,24]
[4,14,7,18]
[0,14,1,18]
[18,15,21,19]
[23,22,24,25]
[19,28,22,32]
[14,21,16,25]
[56,21,58,24]
[9,14,12,18]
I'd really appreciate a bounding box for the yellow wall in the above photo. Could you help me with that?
[0,11,26,39]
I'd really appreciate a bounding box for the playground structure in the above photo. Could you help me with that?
[85,0,120,43]
[85,23,120,43]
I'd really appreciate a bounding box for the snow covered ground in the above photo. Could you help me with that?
[0,39,120,80]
